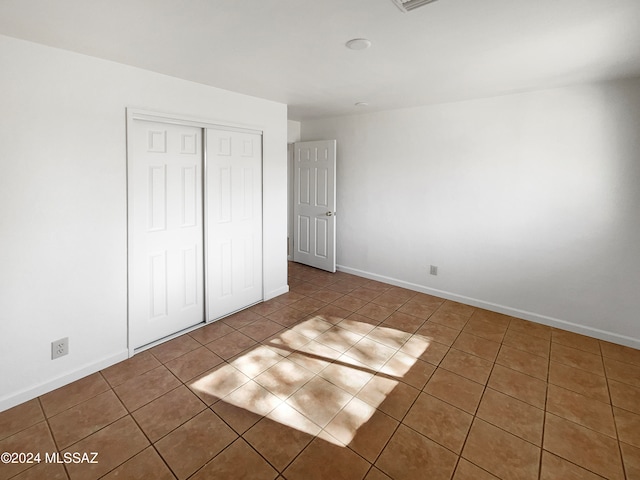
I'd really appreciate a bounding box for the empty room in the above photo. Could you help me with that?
[1,1,639,479]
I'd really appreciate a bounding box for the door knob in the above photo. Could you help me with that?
[326,212,333,216]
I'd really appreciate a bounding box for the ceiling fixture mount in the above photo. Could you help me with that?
[391,0,439,13]
[355,102,369,107]
[345,38,372,50]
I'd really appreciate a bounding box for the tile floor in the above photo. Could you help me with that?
[2,262,640,479]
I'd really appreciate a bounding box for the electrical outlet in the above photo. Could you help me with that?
[51,337,69,359]
[430,265,438,276]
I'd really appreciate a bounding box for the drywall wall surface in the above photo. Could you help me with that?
[301,79,640,345]
[288,119,301,144]
[0,34,288,411]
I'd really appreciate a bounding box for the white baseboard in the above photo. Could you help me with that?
[337,264,640,350]
[0,349,129,413]
[265,285,290,301]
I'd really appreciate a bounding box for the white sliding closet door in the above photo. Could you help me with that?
[206,129,263,320]
[129,120,204,349]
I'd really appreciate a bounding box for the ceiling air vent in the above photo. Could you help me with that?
[391,0,439,12]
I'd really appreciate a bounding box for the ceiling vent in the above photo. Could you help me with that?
[390,0,439,12]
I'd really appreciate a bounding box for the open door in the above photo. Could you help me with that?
[293,140,336,272]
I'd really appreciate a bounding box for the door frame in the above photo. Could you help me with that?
[287,143,295,261]
[126,108,264,356]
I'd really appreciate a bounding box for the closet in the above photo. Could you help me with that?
[127,112,262,350]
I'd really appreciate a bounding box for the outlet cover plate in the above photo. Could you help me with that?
[51,337,69,359]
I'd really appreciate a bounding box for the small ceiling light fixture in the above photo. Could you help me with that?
[355,102,369,107]
[391,0,439,13]
[345,38,372,50]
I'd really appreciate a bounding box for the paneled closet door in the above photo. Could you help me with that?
[130,120,204,349]
[206,129,263,320]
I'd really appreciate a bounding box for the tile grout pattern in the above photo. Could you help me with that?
[1,261,639,479]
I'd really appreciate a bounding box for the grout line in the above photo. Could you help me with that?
[538,329,552,480]
[240,434,290,477]
[36,395,71,480]
[119,404,179,479]
[0,400,45,443]
[607,373,629,480]
[453,322,502,479]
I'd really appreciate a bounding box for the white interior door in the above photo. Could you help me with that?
[206,129,263,320]
[129,120,204,349]
[293,140,336,272]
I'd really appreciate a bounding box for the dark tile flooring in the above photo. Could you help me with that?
[1,262,640,479]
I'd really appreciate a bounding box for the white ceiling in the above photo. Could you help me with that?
[1,0,640,120]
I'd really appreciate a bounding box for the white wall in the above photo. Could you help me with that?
[301,79,640,347]
[287,119,301,144]
[0,35,288,411]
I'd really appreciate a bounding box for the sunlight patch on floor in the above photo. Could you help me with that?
[189,316,430,446]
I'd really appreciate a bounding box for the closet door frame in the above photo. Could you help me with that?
[126,108,264,356]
